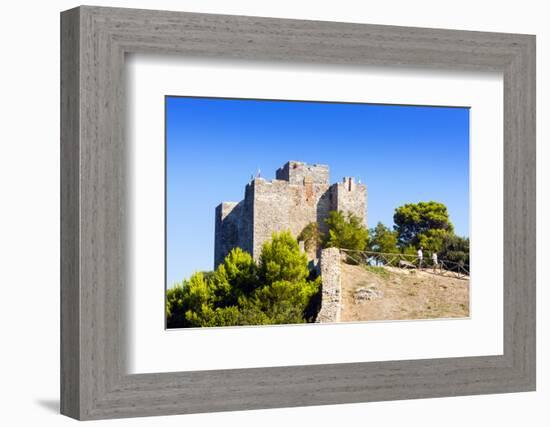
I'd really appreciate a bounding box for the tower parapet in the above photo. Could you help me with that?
[276,161,329,185]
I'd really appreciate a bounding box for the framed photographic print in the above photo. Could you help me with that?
[61,5,536,420]
[164,97,471,330]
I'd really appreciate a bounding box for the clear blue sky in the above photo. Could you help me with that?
[166,96,469,286]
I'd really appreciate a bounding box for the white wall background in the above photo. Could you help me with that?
[0,1,546,425]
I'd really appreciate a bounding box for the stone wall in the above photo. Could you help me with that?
[331,177,367,227]
[214,185,254,267]
[252,178,292,260]
[287,179,331,239]
[316,247,342,323]
[251,177,331,261]
[214,201,241,267]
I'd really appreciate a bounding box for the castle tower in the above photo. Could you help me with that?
[275,160,329,185]
[252,161,331,262]
[214,161,366,268]
[330,177,367,226]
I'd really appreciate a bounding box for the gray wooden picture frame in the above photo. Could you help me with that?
[60,5,536,421]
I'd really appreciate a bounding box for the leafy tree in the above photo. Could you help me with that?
[208,306,242,327]
[181,272,215,327]
[211,247,258,305]
[243,278,321,325]
[253,232,321,325]
[297,222,322,254]
[417,228,451,254]
[393,201,454,248]
[167,232,320,328]
[369,222,398,253]
[439,234,470,271]
[324,210,369,251]
[166,282,188,328]
[259,231,310,285]
[402,245,419,258]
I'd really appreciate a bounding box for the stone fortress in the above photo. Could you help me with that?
[214,161,367,267]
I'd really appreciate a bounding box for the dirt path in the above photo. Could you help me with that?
[340,263,470,322]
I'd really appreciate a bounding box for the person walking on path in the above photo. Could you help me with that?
[432,251,438,272]
[417,247,423,269]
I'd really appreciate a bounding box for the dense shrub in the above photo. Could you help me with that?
[439,234,470,272]
[165,284,188,329]
[368,222,399,254]
[166,231,320,328]
[241,278,321,325]
[211,247,258,305]
[323,210,369,251]
[259,231,310,284]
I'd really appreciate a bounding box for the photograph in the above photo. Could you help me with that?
[165,96,470,329]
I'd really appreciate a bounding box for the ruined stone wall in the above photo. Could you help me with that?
[331,177,368,227]
[316,247,342,323]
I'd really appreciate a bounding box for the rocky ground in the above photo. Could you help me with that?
[340,263,470,322]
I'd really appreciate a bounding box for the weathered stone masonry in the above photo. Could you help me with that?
[316,247,343,323]
[214,160,367,267]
